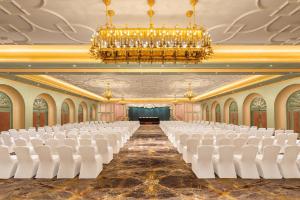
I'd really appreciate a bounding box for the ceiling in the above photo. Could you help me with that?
[0,0,299,45]
[52,74,250,98]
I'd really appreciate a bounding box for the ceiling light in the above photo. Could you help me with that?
[184,83,196,101]
[90,0,213,64]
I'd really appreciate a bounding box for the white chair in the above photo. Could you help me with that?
[234,145,259,179]
[216,138,232,146]
[177,134,189,154]
[14,146,39,178]
[64,138,78,153]
[247,137,260,146]
[233,138,247,154]
[213,145,236,178]
[45,139,61,154]
[14,138,28,146]
[31,138,44,148]
[285,130,294,134]
[274,133,287,147]
[35,145,59,179]
[256,145,282,179]
[106,134,120,154]
[0,146,18,179]
[260,138,274,153]
[80,134,92,139]
[57,146,81,179]
[201,138,214,145]
[1,134,14,153]
[55,133,65,140]
[94,133,105,140]
[95,139,113,164]
[192,145,215,178]
[183,139,199,163]
[286,133,298,146]
[239,133,249,139]
[79,146,103,179]
[41,134,53,141]
[277,146,300,178]
[79,138,92,146]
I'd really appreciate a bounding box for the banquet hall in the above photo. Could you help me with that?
[0,0,299,199]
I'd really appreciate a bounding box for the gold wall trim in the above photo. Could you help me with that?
[193,75,282,101]
[17,75,106,101]
[0,45,300,63]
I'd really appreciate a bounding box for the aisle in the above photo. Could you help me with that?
[0,125,299,199]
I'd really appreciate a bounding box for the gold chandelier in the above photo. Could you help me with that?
[103,83,113,100]
[90,0,213,64]
[184,83,196,101]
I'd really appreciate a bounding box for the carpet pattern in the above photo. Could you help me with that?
[0,125,299,200]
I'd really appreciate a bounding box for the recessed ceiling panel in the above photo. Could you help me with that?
[52,74,250,98]
[0,0,299,44]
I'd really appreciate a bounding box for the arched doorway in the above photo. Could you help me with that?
[61,98,76,124]
[78,104,83,122]
[0,92,12,131]
[0,84,25,129]
[61,102,70,125]
[33,97,48,128]
[229,101,238,125]
[286,90,300,133]
[215,104,221,122]
[202,104,209,121]
[250,97,267,128]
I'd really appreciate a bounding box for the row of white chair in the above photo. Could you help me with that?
[190,145,300,179]
[0,145,104,179]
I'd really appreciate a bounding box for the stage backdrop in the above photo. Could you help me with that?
[128,106,170,121]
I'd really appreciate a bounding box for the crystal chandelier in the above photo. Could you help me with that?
[90,0,213,64]
[103,83,113,100]
[184,83,196,101]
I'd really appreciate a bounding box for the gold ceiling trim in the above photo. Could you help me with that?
[16,75,106,101]
[193,75,282,101]
[0,45,300,63]
[1,68,300,73]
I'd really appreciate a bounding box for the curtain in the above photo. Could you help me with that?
[128,107,170,121]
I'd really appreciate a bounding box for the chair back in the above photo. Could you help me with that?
[186,139,199,154]
[94,134,105,140]
[197,145,214,162]
[95,139,109,153]
[240,145,258,162]
[57,146,74,162]
[201,138,214,145]
[80,134,92,139]
[262,145,280,162]
[2,134,13,146]
[179,134,190,145]
[217,138,232,146]
[31,138,43,147]
[79,146,96,162]
[275,133,287,145]
[79,138,92,146]
[15,138,27,146]
[217,145,234,162]
[35,145,53,162]
[233,138,247,147]
[261,138,274,148]
[0,146,12,162]
[14,146,32,162]
[286,133,298,145]
[281,146,300,163]
[247,137,260,146]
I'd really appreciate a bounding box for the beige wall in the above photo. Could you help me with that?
[199,76,300,129]
[0,77,98,129]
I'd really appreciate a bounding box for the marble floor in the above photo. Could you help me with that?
[0,125,299,200]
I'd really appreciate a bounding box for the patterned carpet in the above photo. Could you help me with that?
[0,125,299,200]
